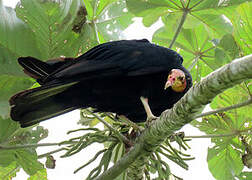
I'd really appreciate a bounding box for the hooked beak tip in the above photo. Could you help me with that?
[164,81,172,90]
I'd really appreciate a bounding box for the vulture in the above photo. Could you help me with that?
[9,39,192,128]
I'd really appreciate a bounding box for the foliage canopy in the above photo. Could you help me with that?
[0,0,252,179]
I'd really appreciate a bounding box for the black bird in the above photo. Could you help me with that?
[9,39,192,128]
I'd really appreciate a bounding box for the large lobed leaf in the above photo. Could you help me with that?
[153,24,239,82]
[16,0,84,59]
[28,168,48,180]
[1,0,252,179]
[231,2,252,55]
[126,0,251,35]
[0,75,34,118]
[207,143,243,180]
[0,1,40,76]
[0,116,48,177]
[191,83,252,180]
[83,0,134,44]
[0,161,19,179]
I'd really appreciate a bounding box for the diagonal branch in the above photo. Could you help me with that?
[95,54,252,180]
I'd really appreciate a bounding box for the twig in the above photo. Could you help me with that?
[74,149,107,174]
[0,143,60,150]
[117,115,141,131]
[86,109,131,146]
[0,142,76,150]
[195,97,252,118]
[185,129,252,139]
[169,9,189,48]
[38,148,68,158]
[185,132,237,139]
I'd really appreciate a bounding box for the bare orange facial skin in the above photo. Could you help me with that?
[164,69,186,92]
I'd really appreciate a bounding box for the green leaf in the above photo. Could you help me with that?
[0,46,21,76]
[15,149,44,176]
[192,9,233,37]
[208,144,243,180]
[218,34,239,60]
[0,75,34,117]
[28,168,48,180]
[191,85,252,142]
[153,22,240,83]
[191,84,252,180]
[0,150,17,167]
[0,161,19,179]
[114,172,126,180]
[83,0,94,20]
[111,143,124,163]
[190,0,252,11]
[16,0,84,59]
[0,2,40,76]
[95,0,134,42]
[0,117,19,143]
[0,75,33,102]
[126,0,180,27]
[153,24,215,82]
[127,0,252,36]
[95,0,118,17]
[28,126,48,144]
[211,84,252,130]
[231,2,252,55]
[236,172,252,180]
[9,126,49,145]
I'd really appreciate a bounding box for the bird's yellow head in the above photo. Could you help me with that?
[164,69,186,92]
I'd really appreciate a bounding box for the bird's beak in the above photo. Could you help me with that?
[164,80,173,90]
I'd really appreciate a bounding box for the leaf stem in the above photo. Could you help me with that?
[185,132,237,139]
[169,9,188,48]
[0,142,75,150]
[38,148,68,158]
[195,97,252,118]
[86,109,131,146]
[74,149,107,174]
[186,128,252,139]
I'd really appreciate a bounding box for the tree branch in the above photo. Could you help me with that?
[95,54,252,180]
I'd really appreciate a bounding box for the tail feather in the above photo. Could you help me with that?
[10,82,79,127]
[18,57,53,80]
[11,96,77,127]
[10,82,78,105]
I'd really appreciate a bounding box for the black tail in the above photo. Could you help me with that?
[10,82,78,127]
